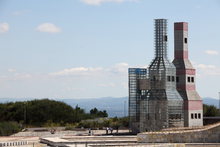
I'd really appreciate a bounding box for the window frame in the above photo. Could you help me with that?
[198,113,201,119]
[191,77,194,83]
[195,113,197,119]
[188,77,191,82]
[191,113,194,119]
[184,38,187,44]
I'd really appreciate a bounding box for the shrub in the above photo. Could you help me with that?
[0,121,22,136]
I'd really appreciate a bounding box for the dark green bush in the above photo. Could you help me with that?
[0,121,22,136]
[0,99,108,127]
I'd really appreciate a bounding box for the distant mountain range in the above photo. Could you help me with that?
[202,97,219,108]
[0,97,219,117]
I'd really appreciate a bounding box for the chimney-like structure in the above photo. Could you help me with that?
[138,19,184,132]
[173,22,203,127]
[154,19,168,58]
[128,19,203,134]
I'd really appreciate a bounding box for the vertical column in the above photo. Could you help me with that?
[174,22,188,59]
[174,22,196,91]
[155,19,168,58]
[173,22,203,127]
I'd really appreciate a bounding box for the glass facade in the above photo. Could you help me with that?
[128,68,147,133]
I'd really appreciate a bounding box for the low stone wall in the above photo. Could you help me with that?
[204,117,220,125]
[137,122,220,143]
[0,141,28,147]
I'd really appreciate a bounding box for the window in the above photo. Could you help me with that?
[175,114,181,119]
[169,114,175,119]
[172,76,175,82]
[141,90,145,96]
[195,113,197,119]
[198,113,201,119]
[184,38,187,43]
[167,76,171,82]
[191,113,194,119]
[191,77,194,83]
[188,77,191,82]
[164,35,168,41]
[176,77,179,83]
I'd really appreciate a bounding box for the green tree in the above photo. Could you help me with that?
[0,122,22,136]
[90,107,98,115]
[90,108,108,118]
[0,99,109,127]
[203,104,219,117]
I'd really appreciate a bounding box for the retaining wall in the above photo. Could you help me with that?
[137,122,220,143]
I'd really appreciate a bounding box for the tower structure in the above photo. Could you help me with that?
[172,22,203,127]
[140,19,184,131]
[128,68,148,133]
[128,19,203,134]
[129,19,184,133]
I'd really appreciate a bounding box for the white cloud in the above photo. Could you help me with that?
[197,64,216,69]
[0,23,9,33]
[49,67,104,76]
[8,69,16,73]
[0,73,33,81]
[14,73,32,80]
[109,62,129,75]
[204,50,219,55]
[193,63,220,76]
[36,23,61,33]
[49,62,129,77]
[80,0,139,5]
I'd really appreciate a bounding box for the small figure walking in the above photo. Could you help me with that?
[88,128,91,136]
[110,127,113,134]
[106,127,109,135]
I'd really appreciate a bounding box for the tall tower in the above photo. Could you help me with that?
[128,68,148,133]
[139,19,184,132]
[173,22,203,127]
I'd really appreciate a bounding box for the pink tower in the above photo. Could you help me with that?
[173,22,203,127]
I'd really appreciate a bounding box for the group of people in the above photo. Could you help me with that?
[87,127,115,136]
[105,127,113,134]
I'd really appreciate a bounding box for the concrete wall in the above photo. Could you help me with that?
[137,122,220,143]
[0,141,28,147]
[188,109,203,127]
[204,117,220,125]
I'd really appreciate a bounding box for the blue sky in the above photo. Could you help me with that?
[0,0,219,99]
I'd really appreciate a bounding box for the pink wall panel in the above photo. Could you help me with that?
[174,22,188,31]
[184,100,203,110]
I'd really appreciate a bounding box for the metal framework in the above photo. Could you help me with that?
[128,68,148,133]
[129,19,184,133]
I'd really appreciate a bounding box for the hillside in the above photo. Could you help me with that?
[0,97,218,117]
[203,97,219,108]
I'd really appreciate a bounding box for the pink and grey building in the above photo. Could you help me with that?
[173,22,203,127]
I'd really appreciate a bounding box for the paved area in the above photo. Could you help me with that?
[2,128,220,147]
[12,129,129,138]
[40,136,137,147]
